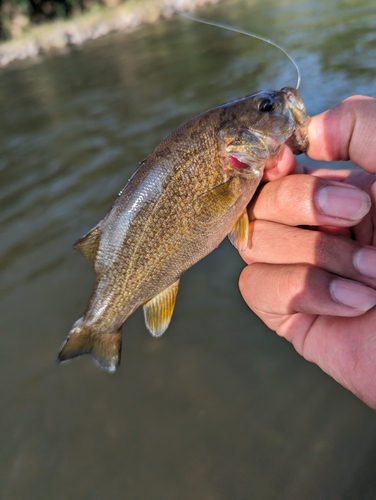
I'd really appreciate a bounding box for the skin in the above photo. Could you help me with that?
[238,96,376,409]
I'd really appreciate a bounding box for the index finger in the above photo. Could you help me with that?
[308,96,376,173]
[249,173,370,227]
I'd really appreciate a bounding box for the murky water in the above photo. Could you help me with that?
[1,0,376,498]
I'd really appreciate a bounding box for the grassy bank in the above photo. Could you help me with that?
[0,0,219,67]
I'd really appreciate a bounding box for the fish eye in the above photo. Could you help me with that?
[258,98,274,113]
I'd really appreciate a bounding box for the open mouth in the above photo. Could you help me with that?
[286,124,310,155]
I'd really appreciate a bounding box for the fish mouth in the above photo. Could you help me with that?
[286,123,310,155]
[281,87,311,155]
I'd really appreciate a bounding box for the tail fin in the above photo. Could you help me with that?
[57,324,122,373]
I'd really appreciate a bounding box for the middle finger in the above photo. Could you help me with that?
[240,220,376,288]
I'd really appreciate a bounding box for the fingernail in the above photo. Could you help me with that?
[354,248,376,279]
[330,278,376,311]
[316,184,370,220]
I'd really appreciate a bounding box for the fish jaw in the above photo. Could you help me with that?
[280,87,311,154]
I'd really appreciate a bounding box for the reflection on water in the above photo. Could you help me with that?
[1,0,376,498]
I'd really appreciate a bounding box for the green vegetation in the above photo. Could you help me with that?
[0,0,124,40]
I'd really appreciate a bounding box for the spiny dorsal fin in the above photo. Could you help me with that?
[74,224,102,266]
[228,209,249,251]
[143,280,180,337]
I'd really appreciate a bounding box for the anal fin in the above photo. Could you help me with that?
[143,280,180,337]
[228,209,249,251]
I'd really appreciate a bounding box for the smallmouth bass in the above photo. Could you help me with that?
[58,87,310,372]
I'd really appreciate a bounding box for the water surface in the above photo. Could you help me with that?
[1,0,376,498]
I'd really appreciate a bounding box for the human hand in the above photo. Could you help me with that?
[239,96,376,408]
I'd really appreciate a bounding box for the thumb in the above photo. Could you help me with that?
[308,96,376,173]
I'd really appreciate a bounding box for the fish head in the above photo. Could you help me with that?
[245,87,310,155]
[220,87,310,175]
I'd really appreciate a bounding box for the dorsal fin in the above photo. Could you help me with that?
[74,224,102,266]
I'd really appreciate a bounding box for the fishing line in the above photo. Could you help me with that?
[173,10,301,90]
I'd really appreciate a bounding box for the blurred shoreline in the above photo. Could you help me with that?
[0,0,219,68]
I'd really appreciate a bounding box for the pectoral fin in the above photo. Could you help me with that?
[74,224,102,266]
[228,209,249,251]
[143,280,180,337]
[194,177,240,218]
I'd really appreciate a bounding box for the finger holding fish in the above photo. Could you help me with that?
[247,173,371,229]
[241,220,376,289]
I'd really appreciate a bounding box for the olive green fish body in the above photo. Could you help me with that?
[58,87,310,372]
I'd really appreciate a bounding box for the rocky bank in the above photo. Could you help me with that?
[0,0,219,67]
